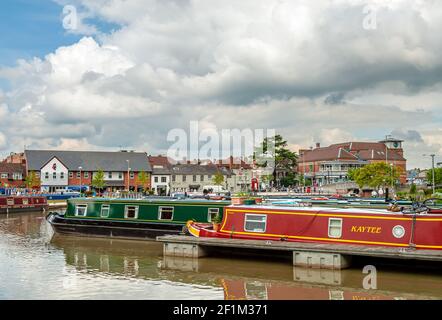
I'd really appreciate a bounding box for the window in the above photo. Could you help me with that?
[161,177,167,183]
[7,198,14,206]
[208,208,220,222]
[0,173,7,179]
[200,175,204,181]
[22,198,28,205]
[328,218,343,238]
[12,173,22,180]
[84,172,89,178]
[35,172,40,178]
[244,214,267,233]
[77,172,81,178]
[108,172,112,179]
[45,172,49,179]
[183,175,187,182]
[208,175,212,180]
[60,172,64,179]
[69,172,73,178]
[124,206,139,219]
[53,172,57,179]
[193,175,197,182]
[172,175,176,182]
[158,206,174,220]
[75,204,88,217]
[154,177,159,183]
[101,205,110,218]
[118,172,123,179]
[130,172,135,179]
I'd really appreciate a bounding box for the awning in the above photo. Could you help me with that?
[189,184,201,189]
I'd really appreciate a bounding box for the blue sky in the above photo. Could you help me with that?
[0,0,83,66]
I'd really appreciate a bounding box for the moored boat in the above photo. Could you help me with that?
[187,199,442,250]
[0,195,48,214]
[46,197,230,240]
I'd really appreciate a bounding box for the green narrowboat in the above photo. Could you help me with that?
[46,197,230,240]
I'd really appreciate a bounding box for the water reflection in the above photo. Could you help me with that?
[1,212,442,300]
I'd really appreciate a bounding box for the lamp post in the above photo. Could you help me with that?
[126,160,130,192]
[78,166,82,197]
[423,154,436,195]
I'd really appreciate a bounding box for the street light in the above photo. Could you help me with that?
[126,159,130,192]
[78,166,83,197]
[423,154,436,195]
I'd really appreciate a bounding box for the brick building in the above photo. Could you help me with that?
[298,138,407,186]
[25,150,152,192]
[0,163,26,188]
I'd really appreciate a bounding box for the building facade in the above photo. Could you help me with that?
[297,138,407,187]
[25,150,152,192]
[148,155,172,196]
[170,163,235,193]
[0,163,26,189]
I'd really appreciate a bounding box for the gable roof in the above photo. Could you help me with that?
[25,150,151,172]
[148,156,173,174]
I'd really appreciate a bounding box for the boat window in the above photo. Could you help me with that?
[7,198,14,206]
[101,205,110,218]
[75,204,88,217]
[244,214,267,233]
[125,206,139,219]
[208,208,220,222]
[22,198,29,205]
[159,206,174,220]
[328,218,342,238]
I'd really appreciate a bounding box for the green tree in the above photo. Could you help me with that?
[212,171,225,187]
[410,183,417,195]
[254,134,298,185]
[349,162,402,194]
[24,171,40,191]
[92,169,106,196]
[137,171,150,193]
[426,168,442,187]
[281,172,297,187]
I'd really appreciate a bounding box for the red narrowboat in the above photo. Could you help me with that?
[187,200,442,250]
[0,196,48,214]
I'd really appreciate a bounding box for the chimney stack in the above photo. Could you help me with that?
[316,142,320,149]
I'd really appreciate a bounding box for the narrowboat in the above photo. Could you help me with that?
[0,196,48,214]
[46,197,230,240]
[187,199,442,250]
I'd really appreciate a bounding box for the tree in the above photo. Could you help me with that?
[410,183,417,195]
[137,171,150,193]
[348,162,402,195]
[426,168,442,187]
[281,172,297,187]
[212,171,224,187]
[92,169,106,195]
[254,134,298,185]
[24,171,40,191]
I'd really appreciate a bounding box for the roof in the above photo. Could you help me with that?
[0,163,25,175]
[299,141,405,163]
[148,156,173,175]
[25,150,152,172]
[171,163,234,175]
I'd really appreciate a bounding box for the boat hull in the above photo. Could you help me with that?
[47,212,184,240]
[187,206,442,250]
[0,196,48,214]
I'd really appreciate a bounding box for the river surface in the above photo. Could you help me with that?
[1,211,442,300]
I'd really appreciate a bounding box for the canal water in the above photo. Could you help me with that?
[1,211,442,300]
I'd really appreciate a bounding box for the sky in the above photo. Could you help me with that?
[0,0,441,169]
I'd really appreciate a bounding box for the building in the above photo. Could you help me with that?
[215,156,255,192]
[170,163,235,193]
[25,150,152,192]
[297,138,407,187]
[2,152,26,164]
[148,155,173,196]
[0,163,26,189]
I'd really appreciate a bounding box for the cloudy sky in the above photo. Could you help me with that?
[0,0,441,168]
